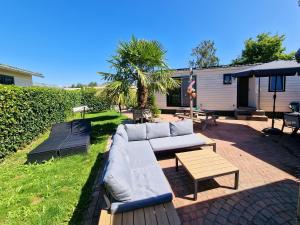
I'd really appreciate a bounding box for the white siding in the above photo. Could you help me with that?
[196,73,237,111]
[259,76,300,112]
[14,76,33,86]
[155,66,252,111]
[248,77,257,108]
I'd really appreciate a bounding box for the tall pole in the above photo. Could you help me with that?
[190,67,193,119]
[271,75,277,128]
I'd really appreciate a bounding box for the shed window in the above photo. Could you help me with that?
[167,76,196,107]
[269,75,285,92]
[223,74,232,84]
[0,74,14,85]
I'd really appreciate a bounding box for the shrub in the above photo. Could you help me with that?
[0,86,81,158]
[80,88,111,112]
[148,93,161,118]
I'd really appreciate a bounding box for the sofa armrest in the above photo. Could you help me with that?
[196,133,216,152]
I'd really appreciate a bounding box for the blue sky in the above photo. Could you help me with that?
[0,0,299,86]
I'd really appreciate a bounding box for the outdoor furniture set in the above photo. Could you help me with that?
[100,119,239,224]
[27,119,91,163]
[176,108,217,130]
[282,102,300,135]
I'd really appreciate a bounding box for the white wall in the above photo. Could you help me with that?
[248,77,257,108]
[259,76,300,112]
[14,76,33,86]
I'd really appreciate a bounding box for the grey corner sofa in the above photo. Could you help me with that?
[101,119,211,214]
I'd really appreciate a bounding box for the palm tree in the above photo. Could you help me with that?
[98,36,178,109]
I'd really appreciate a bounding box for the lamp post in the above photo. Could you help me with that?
[189,67,193,119]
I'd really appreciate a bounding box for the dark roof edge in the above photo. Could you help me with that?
[172,63,263,71]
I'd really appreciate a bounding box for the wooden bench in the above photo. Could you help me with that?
[99,202,181,225]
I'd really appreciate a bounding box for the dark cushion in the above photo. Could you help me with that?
[149,134,205,152]
[170,119,193,136]
[125,124,147,141]
[146,122,170,139]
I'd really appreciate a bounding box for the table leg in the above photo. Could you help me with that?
[175,157,178,172]
[234,171,239,189]
[212,143,216,152]
[194,180,198,201]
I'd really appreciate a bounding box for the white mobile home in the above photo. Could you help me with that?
[0,64,43,86]
[156,64,300,115]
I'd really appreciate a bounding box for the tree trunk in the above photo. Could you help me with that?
[118,102,122,114]
[137,81,148,109]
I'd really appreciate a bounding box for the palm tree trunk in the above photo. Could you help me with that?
[137,81,148,109]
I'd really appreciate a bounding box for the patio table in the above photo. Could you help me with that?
[175,149,239,200]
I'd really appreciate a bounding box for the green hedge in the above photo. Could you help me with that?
[80,88,111,112]
[0,86,82,158]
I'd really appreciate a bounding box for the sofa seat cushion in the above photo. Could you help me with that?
[149,134,206,152]
[110,164,172,213]
[146,122,170,139]
[126,141,157,169]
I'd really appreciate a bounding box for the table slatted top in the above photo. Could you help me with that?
[99,202,181,225]
[176,150,238,181]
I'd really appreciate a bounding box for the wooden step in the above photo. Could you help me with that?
[236,115,268,121]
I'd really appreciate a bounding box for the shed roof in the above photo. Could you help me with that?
[0,64,44,77]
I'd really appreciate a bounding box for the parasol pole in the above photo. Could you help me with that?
[189,67,193,119]
[271,75,277,129]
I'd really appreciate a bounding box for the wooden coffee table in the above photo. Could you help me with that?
[175,149,239,200]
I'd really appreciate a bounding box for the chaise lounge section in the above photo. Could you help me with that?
[101,119,216,214]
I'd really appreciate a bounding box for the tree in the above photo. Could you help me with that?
[232,33,295,65]
[189,40,219,68]
[88,81,97,87]
[98,36,178,109]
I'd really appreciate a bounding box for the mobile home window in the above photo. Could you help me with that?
[223,74,232,84]
[0,74,14,85]
[269,75,285,92]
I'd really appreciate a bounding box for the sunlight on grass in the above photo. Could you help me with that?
[0,110,126,225]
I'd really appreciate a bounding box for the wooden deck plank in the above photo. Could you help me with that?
[123,211,134,225]
[164,202,181,225]
[144,206,157,225]
[99,210,111,225]
[155,204,169,225]
[134,208,146,225]
[111,213,122,225]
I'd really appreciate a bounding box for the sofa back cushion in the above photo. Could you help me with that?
[103,152,133,201]
[146,122,170,139]
[125,124,147,141]
[110,135,130,163]
[116,124,128,141]
[170,119,193,136]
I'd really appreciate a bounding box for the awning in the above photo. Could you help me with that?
[230,60,300,78]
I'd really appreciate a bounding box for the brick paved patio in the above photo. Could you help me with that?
[158,115,299,225]
[86,114,300,225]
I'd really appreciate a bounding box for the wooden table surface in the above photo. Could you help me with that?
[175,149,239,200]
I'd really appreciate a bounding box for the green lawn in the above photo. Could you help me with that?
[0,111,126,225]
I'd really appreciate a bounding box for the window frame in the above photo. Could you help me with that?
[268,75,286,92]
[223,74,232,85]
[0,74,15,85]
